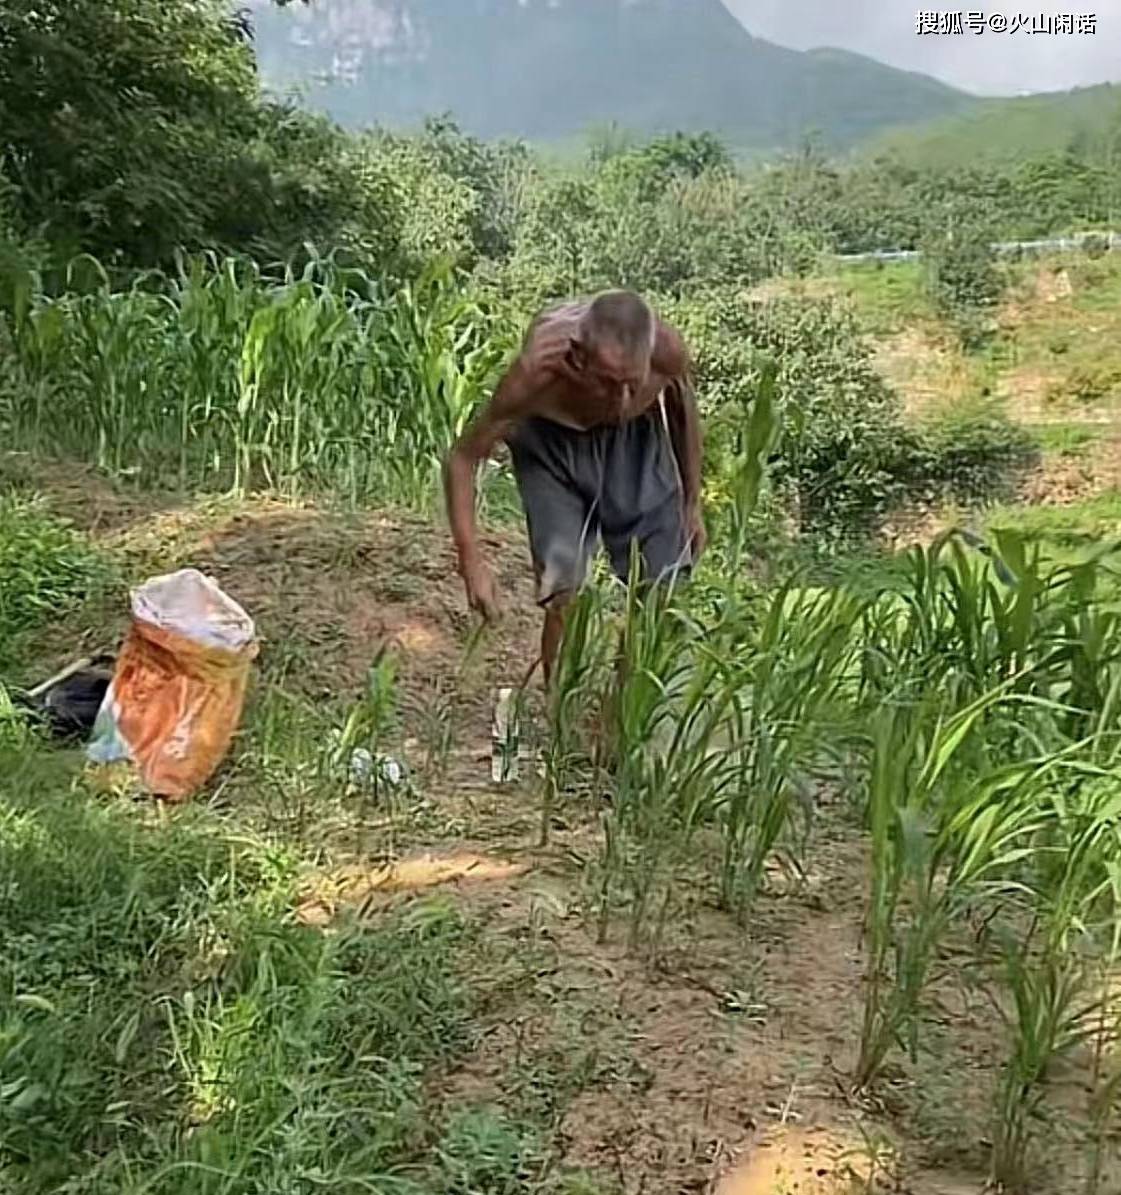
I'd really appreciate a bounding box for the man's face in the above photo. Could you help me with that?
[571,339,650,418]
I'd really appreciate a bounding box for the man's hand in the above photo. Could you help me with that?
[461,557,500,622]
[687,507,707,562]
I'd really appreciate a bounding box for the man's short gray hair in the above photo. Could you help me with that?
[580,290,656,358]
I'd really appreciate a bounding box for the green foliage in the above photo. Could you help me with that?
[436,1109,544,1194]
[10,15,1121,1186]
[6,241,1024,547]
[923,222,1004,347]
[0,495,107,660]
[666,291,920,539]
[367,118,536,271]
[916,397,1038,500]
[501,141,786,302]
[0,0,404,271]
[0,760,492,1193]
[547,520,1121,1189]
[0,254,510,506]
[787,138,1120,256]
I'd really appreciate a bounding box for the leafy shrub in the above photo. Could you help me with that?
[923,222,1004,347]
[916,396,1038,500]
[0,0,407,273]
[501,143,789,301]
[665,291,920,540]
[0,496,107,653]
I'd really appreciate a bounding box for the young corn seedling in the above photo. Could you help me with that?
[990,938,1099,1193]
[541,583,613,846]
[330,650,402,857]
[857,685,1025,1090]
[717,578,864,920]
[987,762,1121,1192]
[595,551,740,954]
[725,355,780,577]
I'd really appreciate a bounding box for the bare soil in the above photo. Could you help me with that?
[873,328,978,421]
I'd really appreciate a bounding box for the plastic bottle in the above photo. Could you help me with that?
[491,687,519,783]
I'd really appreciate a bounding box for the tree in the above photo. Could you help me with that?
[923,218,1003,349]
[0,0,395,269]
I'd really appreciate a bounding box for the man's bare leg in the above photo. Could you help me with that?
[541,592,573,691]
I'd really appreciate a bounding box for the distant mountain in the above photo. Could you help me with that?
[863,83,1121,167]
[247,0,976,149]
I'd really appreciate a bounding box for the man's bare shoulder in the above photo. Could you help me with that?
[652,317,690,379]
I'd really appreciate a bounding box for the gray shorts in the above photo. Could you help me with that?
[508,404,692,606]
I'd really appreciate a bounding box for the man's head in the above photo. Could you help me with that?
[570,290,655,413]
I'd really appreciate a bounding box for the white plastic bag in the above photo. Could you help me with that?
[131,568,255,651]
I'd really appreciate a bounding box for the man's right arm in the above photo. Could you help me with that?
[443,353,540,620]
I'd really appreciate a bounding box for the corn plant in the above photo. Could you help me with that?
[724,355,780,574]
[331,651,402,853]
[986,762,1121,1191]
[856,687,1040,1089]
[1,252,506,510]
[717,579,864,920]
[365,261,510,508]
[990,936,1100,1193]
[594,555,742,954]
[541,584,614,847]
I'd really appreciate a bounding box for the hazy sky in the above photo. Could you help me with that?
[721,0,1120,94]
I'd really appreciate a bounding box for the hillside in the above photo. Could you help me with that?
[865,82,1121,166]
[246,0,975,149]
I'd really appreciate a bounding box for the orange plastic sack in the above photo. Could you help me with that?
[87,569,257,801]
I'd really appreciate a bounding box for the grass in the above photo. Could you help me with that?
[990,254,1121,415]
[0,726,610,1195]
[986,492,1121,566]
[0,493,113,668]
[835,259,933,335]
[1029,421,1105,456]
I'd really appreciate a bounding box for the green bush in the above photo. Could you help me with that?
[922,221,1004,347]
[665,291,920,540]
[916,397,1038,500]
[0,0,407,274]
[500,141,791,301]
[0,496,107,657]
